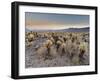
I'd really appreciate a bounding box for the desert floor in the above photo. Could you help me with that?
[25,32,89,68]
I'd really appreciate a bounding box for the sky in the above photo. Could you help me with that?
[25,12,89,30]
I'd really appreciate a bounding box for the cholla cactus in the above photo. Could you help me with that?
[49,45,57,57]
[63,36,68,42]
[28,33,34,42]
[58,42,66,56]
[56,40,62,51]
[58,37,64,43]
[79,42,86,58]
[44,33,49,38]
[49,37,55,44]
[45,39,53,48]
[36,46,48,59]
[37,39,53,60]
[66,40,79,58]
[25,31,89,66]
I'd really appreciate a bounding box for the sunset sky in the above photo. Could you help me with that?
[25,12,89,30]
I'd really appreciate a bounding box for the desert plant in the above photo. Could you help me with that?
[36,45,48,59]
[78,42,87,63]
[56,40,62,51]
[28,33,34,42]
[49,45,57,58]
[58,42,66,56]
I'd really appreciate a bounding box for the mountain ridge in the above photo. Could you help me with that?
[25,27,89,32]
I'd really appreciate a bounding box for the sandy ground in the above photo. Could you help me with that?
[25,37,89,68]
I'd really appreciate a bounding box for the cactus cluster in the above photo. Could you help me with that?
[25,32,89,67]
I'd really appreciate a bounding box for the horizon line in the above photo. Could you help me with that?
[26,26,89,31]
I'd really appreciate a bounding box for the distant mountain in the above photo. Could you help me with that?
[25,28,31,32]
[25,27,89,32]
[61,27,89,32]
